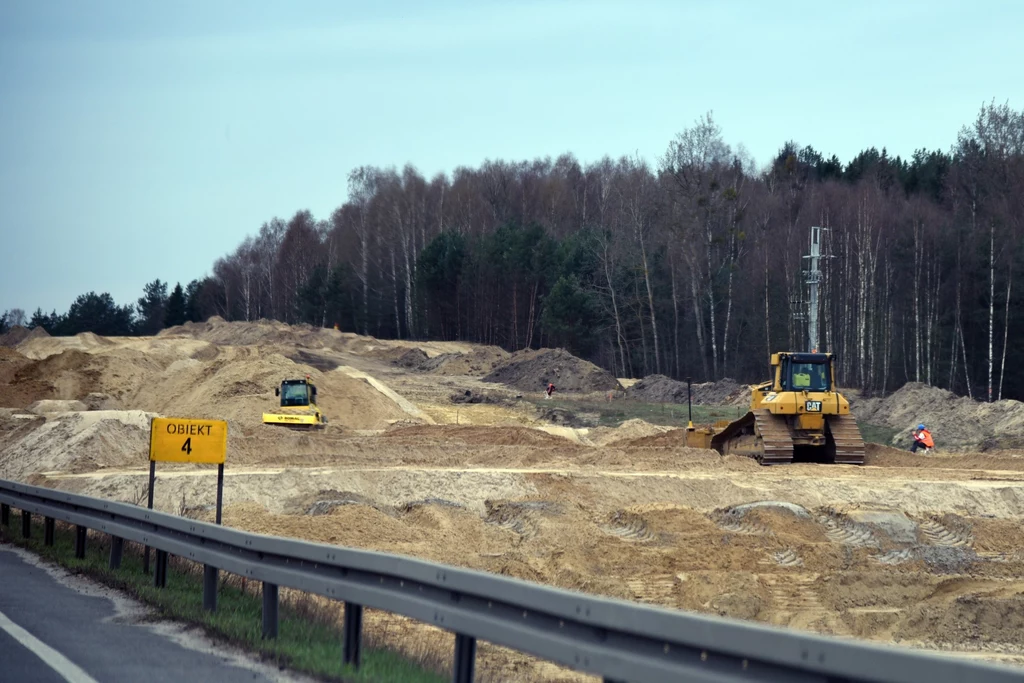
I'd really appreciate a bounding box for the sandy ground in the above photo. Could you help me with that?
[2,320,1024,681]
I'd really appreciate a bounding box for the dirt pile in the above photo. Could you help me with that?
[127,349,411,432]
[627,375,749,405]
[379,346,508,376]
[0,349,121,409]
[159,317,359,352]
[483,348,619,393]
[0,410,154,480]
[417,349,508,376]
[0,325,49,347]
[592,418,672,447]
[1,336,414,433]
[853,382,1024,451]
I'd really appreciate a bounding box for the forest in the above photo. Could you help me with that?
[4,102,1023,400]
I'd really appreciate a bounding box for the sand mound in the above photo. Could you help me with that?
[854,382,1024,451]
[628,375,749,405]
[0,325,48,347]
[483,348,619,393]
[592,419,672,447]
[417,348,509,376]
[2,337,414,433]
[616,428,688,448]
[375,346,508,376]
[0,410,154,480]
[382,424,571,446]
[28,400,88,414]
[159,317,347,351]
[17,330,114,360]
[0,347,30,380]
[126,349,411,431]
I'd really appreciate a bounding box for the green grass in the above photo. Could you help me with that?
[531,397,749,429]
[858,422,899,446]
[0,518,446,683]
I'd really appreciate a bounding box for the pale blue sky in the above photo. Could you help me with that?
[1,0,1021,316]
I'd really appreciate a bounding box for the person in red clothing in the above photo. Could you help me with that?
[910,423,934,453]
[546,382,555,399]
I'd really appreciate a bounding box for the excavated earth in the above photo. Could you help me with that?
[2,319,1024,681]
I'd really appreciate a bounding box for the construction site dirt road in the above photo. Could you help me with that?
[2,319,1024,682]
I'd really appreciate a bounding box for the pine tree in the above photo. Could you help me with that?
[164,283,187,328]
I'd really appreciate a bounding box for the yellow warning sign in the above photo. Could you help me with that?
[149,417,227,464]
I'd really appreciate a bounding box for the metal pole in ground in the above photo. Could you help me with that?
[452,633,476,683]
[109,537,124,569]
[143,460,156,573]
[262,583,279,639]
[203,463,225,612]
[686,377,693,429]
[343,602,363,668]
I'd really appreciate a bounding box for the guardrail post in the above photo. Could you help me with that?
[21,510,30,538]
[262,582,279,639]
[74,525,87,559]
[44,517,55,546]
[452,633,476,683]
[343,602,363,668]
[203,566,218,611]
[1,503,9,526]
[154,550,168,588]
[109,537,123,569]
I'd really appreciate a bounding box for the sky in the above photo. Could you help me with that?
[1,0,1022,317]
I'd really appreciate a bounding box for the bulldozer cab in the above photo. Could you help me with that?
[276,379,317,407]
[774,352,832,393]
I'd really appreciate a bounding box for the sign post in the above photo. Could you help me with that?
[144,417,228,584]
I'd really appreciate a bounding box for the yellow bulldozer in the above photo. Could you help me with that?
[685,226,865,465]
[685,352,864,465]
[262,376,328,430]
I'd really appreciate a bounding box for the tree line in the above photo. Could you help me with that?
[5,101,1023,400]
[1,280,209,338]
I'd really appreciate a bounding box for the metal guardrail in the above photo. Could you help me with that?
[1,478,1021,683]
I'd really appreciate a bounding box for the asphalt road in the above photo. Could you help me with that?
[0,546,290,683]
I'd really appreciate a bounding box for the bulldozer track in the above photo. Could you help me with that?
[602,511,655,542]
[624,575,679,604]
[711,509,773,536]
[485,503,541,539]
[761,573,823,614]
[753,409,794,465]
[818,514,878,547]
[919,519,973,547]
[771,548,804,567]
[826,413,865,465]
[875,549,914,565]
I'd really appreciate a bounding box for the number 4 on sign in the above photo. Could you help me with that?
[181,438,192,455]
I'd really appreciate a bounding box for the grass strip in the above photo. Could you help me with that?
[858,422,899,446]
[0,517,447,683]
[532,397,748,428]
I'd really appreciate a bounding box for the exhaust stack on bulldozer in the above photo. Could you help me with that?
[685,226,865,465]
[262,376,328,430]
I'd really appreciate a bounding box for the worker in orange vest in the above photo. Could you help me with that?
[910,423,934,453]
